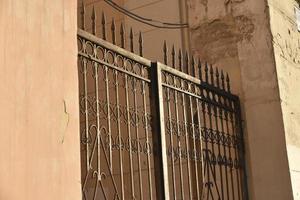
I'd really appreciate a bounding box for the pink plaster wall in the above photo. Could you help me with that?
[0,1,81,199]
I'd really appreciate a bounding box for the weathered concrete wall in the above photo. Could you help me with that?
[0,1,81,200]
[268,0,300,199]
[187,0,294,199]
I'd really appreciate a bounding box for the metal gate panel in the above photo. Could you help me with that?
[77,5,248,200]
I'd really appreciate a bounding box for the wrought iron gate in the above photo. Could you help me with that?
[77,5,248,200]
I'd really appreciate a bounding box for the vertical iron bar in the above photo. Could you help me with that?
[82,57,90,174]
[182,92,193,199]
[231,103,242,200]
[207,97,221,199]
[104,66,112,170]
[189,95,200,199]
[235,100,249,200]
[114,71,124,200]
[166,80,176,199]
[94,62,101,181]
[174,90,185,199]
[229,107,236,200]
[125,74,135,198]
[213,103,224,199]
[133,78,143,200]
[150,62,170,200]
[219,106,230,200]
[195,97,204,199]
[201,101,212,200]
[224,105,235,200]
[142,70,153,200]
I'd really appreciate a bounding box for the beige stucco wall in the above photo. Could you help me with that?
[79,0,189,63]
[268,0,300,199]
[0,1,81,200]
[187,0,294,199]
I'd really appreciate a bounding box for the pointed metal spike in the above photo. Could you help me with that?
[216,67,220,87]
[205,62,209,82]
[163,41,168,65]
[226,73,231,92]
[210,65,214,86]
[91,6,96,19]
[130,28,134,53]
[221,70,225,90]
[91,6,96,35]
[198,58,202,81]
[111,18,116,44]
[111,18,115,30]
[171,45,176,68]
[191,56,196,77]
[178,49,183,71]
[81,2,85,30]
[185,51,189,74]
[101,12,106,40]
[120,23,125,48]
[139,31,143,56]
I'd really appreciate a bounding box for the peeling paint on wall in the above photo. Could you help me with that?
[191,15,254,63]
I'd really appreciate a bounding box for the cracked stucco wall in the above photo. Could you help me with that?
[187,0,294,199]
[0,1,81,200]
[268,0,300,199]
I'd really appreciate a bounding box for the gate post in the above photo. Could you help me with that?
[150,62,170,200]
[234,98,249,200]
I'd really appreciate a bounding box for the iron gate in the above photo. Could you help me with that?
[78,5,248,200]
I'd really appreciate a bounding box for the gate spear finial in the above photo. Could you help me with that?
[171,45,176,68]
[221,70,225,90]
[101,12,106,40]
[198,58,202,81]
[216,67,220,88]
[139,31,143,56]
[178,49,183,72]
[185,51,189,75]
[191,55,196,77]
[226,73,231,92]
[204,62,209,83]
[130,28,134,53]
[91,6,96,35]
[210,65,214,86]
[120,23,125,48]
[163,40,168,65]
[81,2,85,30]
[111,18,116,44]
